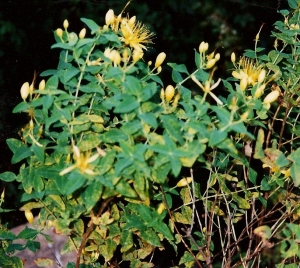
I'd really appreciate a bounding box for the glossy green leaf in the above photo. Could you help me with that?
[81,18,100,33]
[17,226,39,239]
[209,130,227,147]
[56,171,87,196]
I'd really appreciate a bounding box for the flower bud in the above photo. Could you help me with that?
[39,79,45,90]
[79,28,86,39]
[56,28,63,38]
[105,9,115,25]
[157,203,165,215]
[160,88,165,101]
[165,85,175,102]
[258,69,266,84]
[29,83,34,94]
[207,52,215,60]
[132,49,143,62]
[157,66,162,74]
[148,61,152,66]
[128,16,136,28]
[263,90,280,104]
[206,59,216,69]
[20,82,30,101]
[177,177,192,187]
[111,50,121,66]
[240,110,249,121]
[231,52,236,63]
[63,19,69,29]
[29,119,34,130]
[199,41,205,53]
[254,84,265,98]
[240,77,248,91]
[155,52,166,68]
[214,53,220,61]
[25,210,34,223]
[203,42,209,52]
[172,93,180,107]
[1,189,4,200]
[122,47,130,60]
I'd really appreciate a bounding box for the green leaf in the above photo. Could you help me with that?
[100,129,127,143]
[75,38,95,49]
[11,146,33,164]
[254,128,265,159]
[290,163,300,186]
[140,229,161,247]
[138,113,158,128]
[51,43,73,50]
[31,144,44,163]
[98,150,116,176]
[0,229,16,240]
[115,180,138,198]
[82,180,103,211]
[114,95,140,113]
[62,65,80,83]
[12,101,30,113]
[17,226,39,239]
[0,251,23,268]
[161,114,184,145]
[120,230,134,252]
[6,138,24,154]
[0,172,17,182]
[232,194,250,209]
[151,221,173,241]
[99,238,117,262]
[288,0,299,9]
[56,171,87,196]
[26,240,40,252]
[167,63,189,74]
[45,75,59,91]
[209,130,227,147]
[81,18,100,33]
[77,133,101,151]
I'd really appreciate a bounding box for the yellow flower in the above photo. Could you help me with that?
[232,56,264,90]
[59,145,99,176]
[120,17,154,51]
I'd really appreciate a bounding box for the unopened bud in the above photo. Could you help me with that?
[172,93,180,107]
[105,9,115,25]
[29,119,34,130]
[258,69,266,84]
[240,78,248,91]
[199,41,205,53]
[160,88,165,101]
[25,210,34,223]
[128,16,136,28]
[20,82,30,101]
[263,90,280,104]
[231,52,236,63]
[79,28,86,39]
[214,53,220,61]
[157,203,165,215]
[56,28,63,38]
[240,110,249,121]
[111,50,121,66]
[155,52,166,68]
[39,79,45,90]
[157,66,162,74]
[206,59,216,69]
[165,85,175,102]
[63,19,69,29]
[254,84,266,98]
[132,49,143,62]
[177,177,192,187]
[29,83,34,94]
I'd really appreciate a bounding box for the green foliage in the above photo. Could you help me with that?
[1,1,300,267]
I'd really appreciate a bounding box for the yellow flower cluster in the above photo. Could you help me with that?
[231,55,265,91]
[105,9,154,53]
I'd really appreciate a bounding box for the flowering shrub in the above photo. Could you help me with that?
[2,1,300,267]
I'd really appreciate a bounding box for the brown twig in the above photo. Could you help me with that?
[160,186,204,268]
[75,197,114,268]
